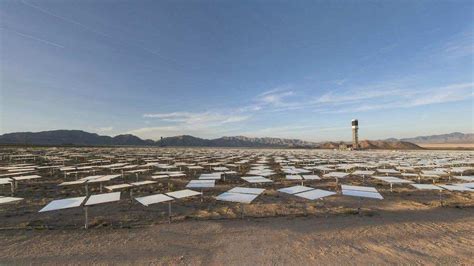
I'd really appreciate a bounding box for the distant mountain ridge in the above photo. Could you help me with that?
[388,132,474,144]
[159,135,316,148]
[0,130,154,146]
[0,129,428,149]
[0,130,316,148]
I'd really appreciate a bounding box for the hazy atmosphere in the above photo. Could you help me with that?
[1,0,473,141]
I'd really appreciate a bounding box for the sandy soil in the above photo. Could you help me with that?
[417,143,474,149]
[1,206,473,265]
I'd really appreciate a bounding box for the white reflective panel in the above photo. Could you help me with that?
[0,197,23,204]
[242,176,263,180]
[59,180,86,186]
[12,175,42,181]
[199,173,222,180]
[411,184,443,190]
[420,174,439,178]
[302,175,321,180]
[438,185,474,192]
[460,182,474,189]
[376,169,400,174]
[131,181,157,186]
[323,172,349,178]
[169,173,186,178]
[224,171,238,175]
[85,192,121,206]
[278,185,314,195]
[342,190,383,199]
[216,192,258,204]
[241,176,273,183]
[372,176,414,184]
[89,174,121,183]
[186,180,215,188]
[228,187,264,195]
[0,178,13,184]
[341,185,378,193]
[213,167,229,171]
[422,170,446,176]
[294,189,336,200]
[79,175,103,181]
[286,175,303,180]
[187,166,204,170]
[135,194,173,206]
[352,170,375,176]
[166,189,201,199]
[39,196,86,212]
[105,184,133,191]
[453,176,474,182]
[151,175,169,179]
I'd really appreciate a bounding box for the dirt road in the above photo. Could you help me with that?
[1,207,473,265]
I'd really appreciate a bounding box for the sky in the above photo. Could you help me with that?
[0,0,473,142]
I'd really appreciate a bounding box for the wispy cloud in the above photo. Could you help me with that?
[1,27,64,48]
[249,80,473,114]
[321,82,473,113]
[138,107,253,139]
[21,0,186,70]
[256,87,295,107]
[405,83,473,106]
[315,86,408,105]
[96,126,114,132]
[21,0,114,39]
[132,80,472,138]
[143,111,249,125]
[442,31,474,59]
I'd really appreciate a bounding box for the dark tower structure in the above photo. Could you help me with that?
[352,119,359,149]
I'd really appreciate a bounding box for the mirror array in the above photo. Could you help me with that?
[0,147,473,229]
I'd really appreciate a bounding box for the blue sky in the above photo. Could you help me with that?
[1,0,473,141]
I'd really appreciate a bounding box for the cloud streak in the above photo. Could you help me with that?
[143,111,250,125]
[321,82,473,113]
[255,87,295,107]
[1,27,64,48]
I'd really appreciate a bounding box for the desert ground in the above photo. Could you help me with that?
[417,143,474,150]
[1,206,473,265]
[0,147,473,264]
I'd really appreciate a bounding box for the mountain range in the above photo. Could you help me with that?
[0,130,316,148]
[388,132,474,144]
[0,130,471,149]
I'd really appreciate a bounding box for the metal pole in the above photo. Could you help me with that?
[168,202,172,224]
[84,206,89,229]
[358,197,362,215]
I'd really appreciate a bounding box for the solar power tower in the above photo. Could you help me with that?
[352,119,359,149]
